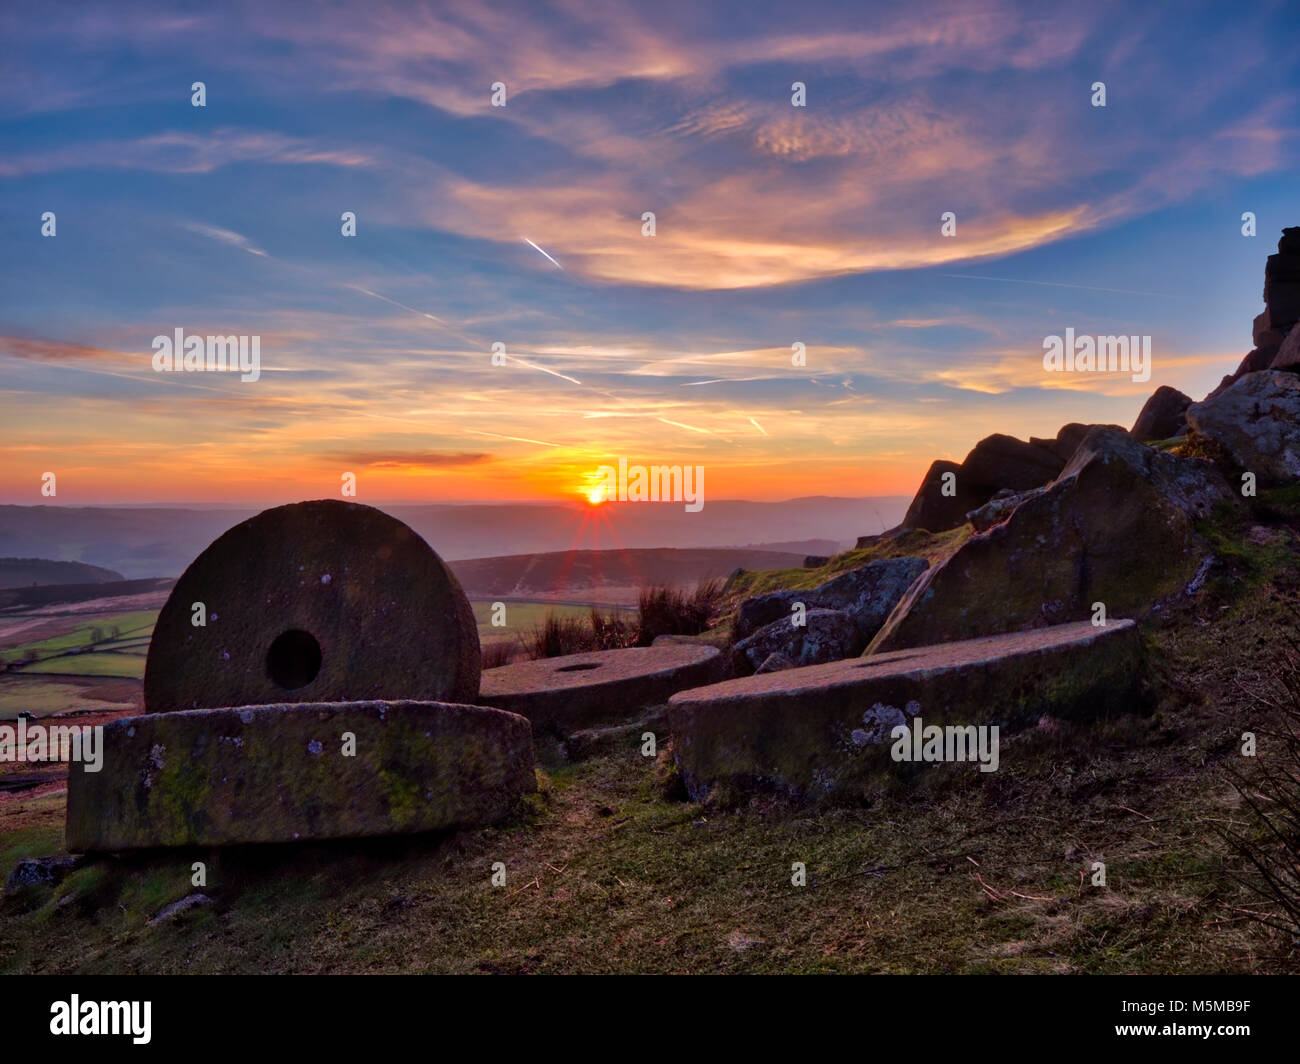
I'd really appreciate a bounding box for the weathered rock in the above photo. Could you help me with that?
[733,608,862,673]
[669,620,1143,803]
[5,854,83,892]
[755,652,796,674]
[477,644,723,738]
[1265,227,1300,332]
[899,459,991,532]
[144,500,480,712]
[1272,326,1300,371]
[807,557,930,638]
[733,589,802,640]
[870,428,1234,652]
[149,893,212,925]
[1254,308,1286,352]
[1131,386,1192,441]
[960,433,1064,492]
[803,555,831,569]
[65,700,534,851]
[733,557,928,643]
[1186,370,1300,481]
[967,488,1043,532]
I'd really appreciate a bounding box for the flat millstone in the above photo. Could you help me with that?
[144,500,480,712]
[65,700,534,851]
[478,644,724,736]
[668,620,1143,803]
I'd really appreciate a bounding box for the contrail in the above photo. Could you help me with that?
[657,416,713,435]
[749,417,768,436]
[465,428,560,448]
[347,285,449,323]
[938,273,1176,298]
[523,238,563,270]
[508,356,582,386]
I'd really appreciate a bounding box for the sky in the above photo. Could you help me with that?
[0,0,1296,507]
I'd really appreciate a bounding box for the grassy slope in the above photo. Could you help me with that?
[2,493,1297,974]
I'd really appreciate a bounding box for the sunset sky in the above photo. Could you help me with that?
[1,0,1297,505]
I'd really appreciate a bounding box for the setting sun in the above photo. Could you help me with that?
[585,485,607,505]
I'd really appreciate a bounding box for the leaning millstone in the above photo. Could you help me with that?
[669,620,1142,804]
[1186,371,1300,481]
[477,644,723,738]
[65,700,534,851]
[144,500,480,712]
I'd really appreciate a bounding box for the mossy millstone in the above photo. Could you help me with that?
[668,620,1144,804]
[65,700,535,851]
[143,500,480,712]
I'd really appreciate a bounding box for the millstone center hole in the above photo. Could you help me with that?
[555,662,601,672]
[267,629,322,690]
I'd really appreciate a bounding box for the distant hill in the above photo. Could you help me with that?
[0,557,125,588]
[0,497,908,578]
[0,577,173,612]
[449,547,810,598]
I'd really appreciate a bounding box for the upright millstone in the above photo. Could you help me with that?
[144,499,481,711]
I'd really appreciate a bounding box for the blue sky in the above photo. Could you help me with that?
[0,0,1296,504]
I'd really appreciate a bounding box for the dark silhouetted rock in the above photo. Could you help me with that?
[960,433,1064,492]
[1131,386,1192,441]
[1265,227,1300,332]
[870,428,1234,652]
[802,555,830,569]
[1272,325,1300,371]
[1254,307,1286,351]
[670,620,1143,804]
[144,500,481,712]
[1186,370,1300,481]
[899,459,992,532]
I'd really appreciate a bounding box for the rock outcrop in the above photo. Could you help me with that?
[730,556,928,672]
[1131,386,1192,441]
[1186,370,1300,481]
[732,607,862,673]
[897,425,1120,533]
[869,427,1234,652]
[1210,228,1300,395]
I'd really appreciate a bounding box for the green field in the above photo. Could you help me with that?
[471,600,634,644]
[0,610,157,666]
[19,653,146,679]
